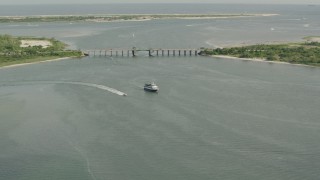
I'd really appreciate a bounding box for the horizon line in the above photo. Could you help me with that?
[1,2,319,5]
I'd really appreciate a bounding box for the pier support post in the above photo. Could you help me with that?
[162,50,164,56]
[173,50,175,56]
[156,50,159,56]
[122,50,124,56]
[195,50,198,56]
[190,50,192,56]
[132,47,136,57]
[111,50,113,57]
[179,50,181,56]
[184,50,186,56]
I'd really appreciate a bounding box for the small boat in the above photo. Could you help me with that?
[144,82,159,92]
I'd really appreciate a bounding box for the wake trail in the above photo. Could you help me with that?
[59,81,127,96]
[0,81,128,96]
[67,141,97,180]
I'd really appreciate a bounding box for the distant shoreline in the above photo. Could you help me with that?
[0,13,278,23]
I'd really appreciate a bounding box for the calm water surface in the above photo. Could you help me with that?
[0,4,320,180]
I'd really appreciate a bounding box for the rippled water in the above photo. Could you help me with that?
[0,4,320,180]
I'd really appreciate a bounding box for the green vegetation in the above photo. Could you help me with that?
[202,42,320,66]
[0,16,98,23]
[0,34,82,67]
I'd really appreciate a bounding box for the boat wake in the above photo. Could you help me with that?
[0,81,127,96]
[59,81,127,96]
[67,140,97,180]
[303,24,310,27]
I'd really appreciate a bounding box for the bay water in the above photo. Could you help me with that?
[0,4,320,180]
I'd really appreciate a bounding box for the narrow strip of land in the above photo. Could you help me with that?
[0,13,278,23]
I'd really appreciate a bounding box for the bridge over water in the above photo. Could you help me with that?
[83,47,202,57]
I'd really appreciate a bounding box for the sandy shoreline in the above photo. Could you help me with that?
[0,57,72,69]
[305,36,320,42]
[211,55,315,67]
[85,18,152,23]
[0,13,278,18]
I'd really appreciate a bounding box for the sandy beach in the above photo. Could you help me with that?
[211,55,314,67]
[308,37,320,42]
[20,40,52,48]
[0,57,72,69]
[213,55,266,61]
[85,18,152,23]
[176,13,278,19]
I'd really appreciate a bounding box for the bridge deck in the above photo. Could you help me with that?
[83,48,202,57]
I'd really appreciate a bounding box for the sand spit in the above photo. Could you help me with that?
[0,57,71,69]
[212,55,315,67]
